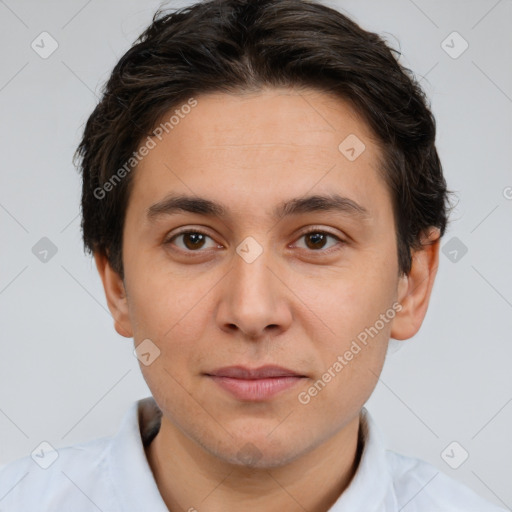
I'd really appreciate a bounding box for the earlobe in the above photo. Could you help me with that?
[94,251,133,339]
[390,228,441,341]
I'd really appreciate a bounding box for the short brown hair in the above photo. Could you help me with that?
[75,0,455,280]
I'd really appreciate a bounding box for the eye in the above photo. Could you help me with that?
[293,229,345,252]
[165,228,346,254]
[165,230,221,252]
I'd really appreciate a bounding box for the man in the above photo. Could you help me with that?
[0,0,505,510]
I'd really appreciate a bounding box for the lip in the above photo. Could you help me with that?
[205,365,307,401]
[207,365,304,379]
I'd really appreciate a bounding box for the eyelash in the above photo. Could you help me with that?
[165,228,346,255]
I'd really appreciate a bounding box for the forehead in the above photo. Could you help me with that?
[128,88,391,225]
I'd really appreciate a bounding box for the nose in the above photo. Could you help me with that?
[215,242,293,341]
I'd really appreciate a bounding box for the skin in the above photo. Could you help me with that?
[95,87,440,512]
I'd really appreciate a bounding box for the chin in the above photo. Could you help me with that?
[205,431,311,470]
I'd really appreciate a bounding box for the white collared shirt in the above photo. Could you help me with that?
[0,396,506,511]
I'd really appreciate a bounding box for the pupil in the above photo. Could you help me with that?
[306,233,325,250]
[185,233,205,250]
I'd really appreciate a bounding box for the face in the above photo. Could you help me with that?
[98,87,435,468]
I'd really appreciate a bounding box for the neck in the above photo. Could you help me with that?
[145,413,363,512]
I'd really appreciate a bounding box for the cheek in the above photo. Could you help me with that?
[297,353,383,439]
[294,257,396,406]
[296,279,393,421]
[129,274,206,410]
[126,264,221,391]
[126,258,209,338]
[300,258,397,342]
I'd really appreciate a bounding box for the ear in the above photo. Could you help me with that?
[390,227,441,341]
[94,251,133,339]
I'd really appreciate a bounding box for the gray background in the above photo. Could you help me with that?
[0,0,511,508]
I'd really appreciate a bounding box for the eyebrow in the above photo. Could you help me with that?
[146,192,371,223]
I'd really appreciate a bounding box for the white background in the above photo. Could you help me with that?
[0,0,511,508]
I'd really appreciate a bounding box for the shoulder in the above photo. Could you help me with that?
[0,435,117,512]
[386,450,507,512]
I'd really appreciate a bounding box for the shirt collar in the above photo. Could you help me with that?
[108,397,168,511]
[108,397,397,511]
[328,407,397,511]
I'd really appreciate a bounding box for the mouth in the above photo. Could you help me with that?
[204,365,307,401]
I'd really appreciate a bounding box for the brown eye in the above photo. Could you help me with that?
[305,232,329,250]
[166,230,219,252]
[294,230,344,252]
[181,232,207,250]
